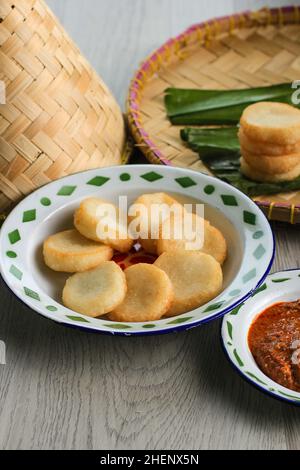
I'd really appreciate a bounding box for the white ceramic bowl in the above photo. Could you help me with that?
[222,269,300,405]
[0,165,274,335]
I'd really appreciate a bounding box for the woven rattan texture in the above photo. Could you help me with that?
[0,0,126,211]
[128,7,300,223]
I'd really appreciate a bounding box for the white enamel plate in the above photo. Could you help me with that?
[222,269,300,405]
[0,165,274,336]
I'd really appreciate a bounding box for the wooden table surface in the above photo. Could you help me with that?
[1,0,300,450]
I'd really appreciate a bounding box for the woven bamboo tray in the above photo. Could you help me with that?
[127,6,300,224]
[0,0,130,215]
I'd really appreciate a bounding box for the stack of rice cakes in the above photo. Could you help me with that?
[239,102,300,182]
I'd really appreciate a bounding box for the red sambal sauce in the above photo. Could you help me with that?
[248,300,300,392]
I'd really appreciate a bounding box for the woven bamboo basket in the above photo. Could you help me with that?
[0,0,129,214]
[127,6,300,224]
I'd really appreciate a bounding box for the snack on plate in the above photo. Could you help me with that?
[109,263,173,322]
[43,191,228,323]
[154,251,223,317]
[62,261,126,317]
[239,102,300,183]
[74,197,133,253]
[240,102,300,145]
[43,229,113,272]
[156,212,227,265]
[129,192,184,254]
[157,212,207,254]
[240,157,300,183]
[201,224,227,265]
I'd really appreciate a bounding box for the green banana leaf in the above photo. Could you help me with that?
[170,96,294,125]
[181,127,239,157]
[182,127,300,197]
[165,83,298,125]
[214,166,300,197]
[165,83,292,115]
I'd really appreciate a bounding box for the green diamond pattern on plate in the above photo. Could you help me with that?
[175,177,197,188]
[0,163,274,337]
[252,283,267,296]
[230,304,243,315]
[119,173,131,182]
[46,305,58,312]
[24,287,40,301]
[141,171,163,182]
[40,197,51,206]
[8,229,21,245]
[233,349,244,367]
[246,372,267,386]
[87,176,110,186]
[167,317,193,325]
[104,323,132,329]
[57,185,76,196]
[66,315,89,323]
[229,289,241,297]
[227,321,233,340]
[22,209,36,223]
[253,244,266,260]
[9,265,23,280]
[271,278,291,283]
[204,184,215,195]
[243,268,256,283]
[253,230,263,240]
[278,391,300,401]
[221,195,238,206]
[243,210,256,225]
[204,301,224,312]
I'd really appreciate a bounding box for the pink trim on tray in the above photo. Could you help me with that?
[127,6,300,221]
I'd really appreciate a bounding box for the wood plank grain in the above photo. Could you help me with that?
[0,218,298,451]
[0,0,298,451]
